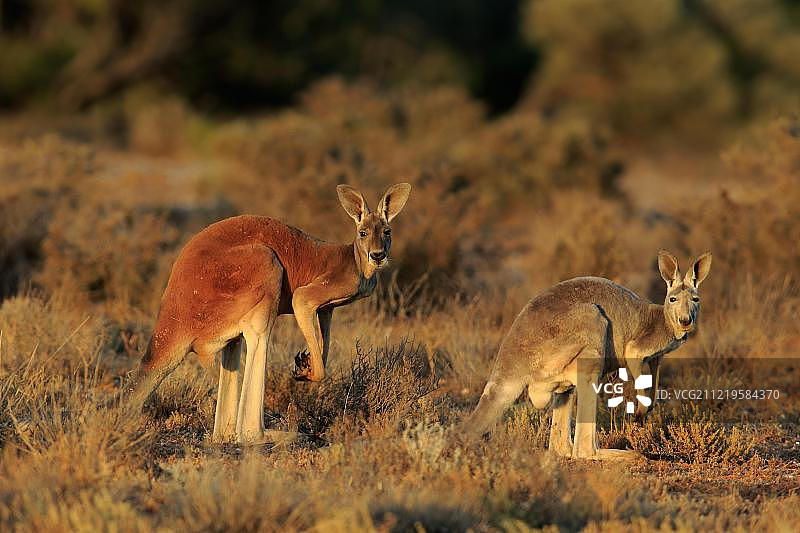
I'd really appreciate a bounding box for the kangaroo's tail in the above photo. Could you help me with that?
[126,332,190,411]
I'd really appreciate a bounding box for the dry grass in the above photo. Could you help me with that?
[625,405,757,464]
[0,85,799,530]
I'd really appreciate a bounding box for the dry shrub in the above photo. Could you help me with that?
[491,186,685,311]
[0,362,152,467]
[0,135,96,298]
[682,117,800,355]
[411,290,525,395]
[38,204,175,311]
[0,133,235,318]
[723,116,800,188]
[457,454,667,530]
[753,495,800,532]
[501,405,549,450]
[401,417,452,466]
[0,398,155,531]
[0,449,152,533]
[0,293,154,456]
[0,294,94,448]
[125,357,217,454]
[143,363,215,427]
[167,458,313,532]
[0,296,154,530]
[452,111,621,206]
[0,295,101,373]
[366,444,571,531]
[696,273,799,357]
[264,339,437,439]
[126,96,192,156]
[371,498,481,532]
[0,329,155,531]
[627,405,756,463]
[212,77,621,300]
[529,191,636,285]
[34,173,235,318]
[522,0,738,135]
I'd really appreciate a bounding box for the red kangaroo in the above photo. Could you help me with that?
[130,183,411,443]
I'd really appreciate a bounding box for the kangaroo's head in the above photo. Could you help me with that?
[657,250,712,339]
[337,183,411,275]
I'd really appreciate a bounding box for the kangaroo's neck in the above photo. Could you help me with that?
[352,241,379,280]
[301,241,376,300]
[305,241,377,303]
[630,303,686,359]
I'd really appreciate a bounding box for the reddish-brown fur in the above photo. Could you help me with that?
[131,183,411,444]
[141,215,354,370]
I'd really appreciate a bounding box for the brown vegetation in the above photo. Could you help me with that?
[1,79,799,530]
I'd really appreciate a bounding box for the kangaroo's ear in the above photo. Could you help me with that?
[337,185,369,223]
[376,183,411,222]
[658,250,680,286]
[684,252,712,288]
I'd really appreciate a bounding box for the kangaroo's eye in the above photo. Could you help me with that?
[669,297,677,303]
[692,297,700,302]
[359,230,368,238]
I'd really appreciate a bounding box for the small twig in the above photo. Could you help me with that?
[7,410,36,454]
[20,343,39,381]
[343,372,354,418]
[37,316,92,371]
[49,316,91,361]
[120,331,140,358]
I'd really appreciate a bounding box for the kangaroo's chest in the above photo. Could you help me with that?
[624,335,686,364]
[360,275,378,297]
[329,275,377,308]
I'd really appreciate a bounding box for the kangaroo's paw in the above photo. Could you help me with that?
[593,448,644,461]
[548,442,574,458]
[292,349,312,381]
[237,431,269,446]
[263,429,303,447]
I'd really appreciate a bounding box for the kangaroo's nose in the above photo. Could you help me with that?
[370,251,386,262]
[679,317,692,327]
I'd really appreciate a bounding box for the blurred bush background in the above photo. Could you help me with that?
[1,0,799,339]
[0,0,535,113]
[1,0,798,305]
[1,2,800,530]
[0,0,797,122]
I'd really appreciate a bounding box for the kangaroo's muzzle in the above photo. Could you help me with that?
[369,251,387,265]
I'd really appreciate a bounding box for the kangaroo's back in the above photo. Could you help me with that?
[170,215,334,292]
[529,277,643,314]
[522,277,646,346]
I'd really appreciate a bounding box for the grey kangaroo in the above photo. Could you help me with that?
[461,250,712,459]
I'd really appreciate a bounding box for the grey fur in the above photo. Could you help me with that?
[461,250,712,460]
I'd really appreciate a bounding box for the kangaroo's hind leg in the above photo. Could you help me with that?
[236,319,273,444]
[549,387,575,457]
[569,303,609,459]
[212,336,243,443]
[573,359,601,458]
[235,250,284,444]
[572,353,641,460]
